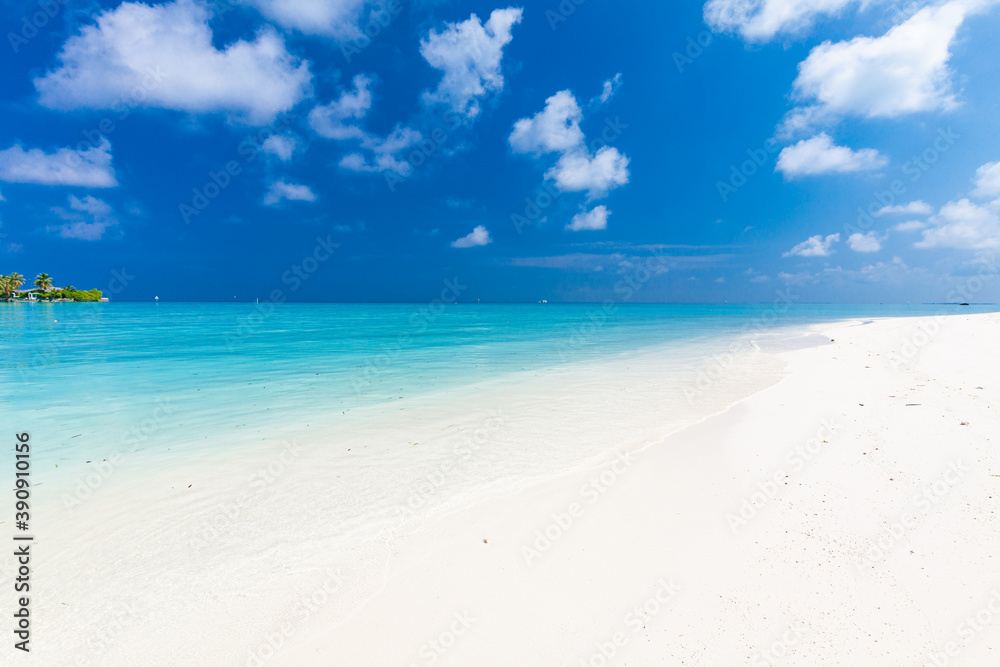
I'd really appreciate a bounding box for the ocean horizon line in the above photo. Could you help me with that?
[6,299,997,306]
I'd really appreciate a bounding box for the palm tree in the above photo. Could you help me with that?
[7,272,23,299]
[0,275,9,301]
[34,273,53,292]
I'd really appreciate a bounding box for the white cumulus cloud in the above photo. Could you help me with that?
[451,224,492,248]
[847,231,884,252]
[776,133,887,177]
[787,1,971,125]
[705,0,859,41]
[34,0,312,125]
[972,161,1000,199]
[246,0,368,38]
[264,180,317,206]
[547,146,630,198]
[783,233,840,257]
[509,90,584,155]
[916,198,1000,250]
[0,138,117,188]
[509,83,631,223]
[566,205,610,232]
[420,8,523,118]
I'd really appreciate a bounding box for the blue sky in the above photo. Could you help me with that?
[1,0,999,302]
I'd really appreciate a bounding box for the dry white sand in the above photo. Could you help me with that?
[27,313,1000,665]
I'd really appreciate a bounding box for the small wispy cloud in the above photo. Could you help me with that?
[566,205,609,232]
[776,133,886,178]
[876,201,932,216]
[309,75,372,141]
[509,251,732,272]
[783,233,840,257]
[0,139,117,188]
[47,194,118,240]
[264,180,317,206]
[847,231,884,253]
[451,225,491,248]
[892,220,927,232]
[261,134,300,162]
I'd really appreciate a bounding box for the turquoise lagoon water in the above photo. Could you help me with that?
[2,302,996,474]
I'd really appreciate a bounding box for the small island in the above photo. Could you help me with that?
[0,272,104,302]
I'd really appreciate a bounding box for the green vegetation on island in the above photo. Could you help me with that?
[0,272,104,302]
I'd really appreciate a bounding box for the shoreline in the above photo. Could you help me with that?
[279,312,1000,666]
[26,312,1000,665]
[29,311,799,665]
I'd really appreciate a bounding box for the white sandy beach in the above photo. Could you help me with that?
[28,312,1000,666]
